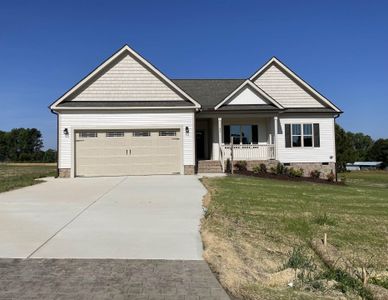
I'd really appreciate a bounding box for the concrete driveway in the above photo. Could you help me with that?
[0,176,207,260]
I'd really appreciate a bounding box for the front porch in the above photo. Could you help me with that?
[195,115,279,172]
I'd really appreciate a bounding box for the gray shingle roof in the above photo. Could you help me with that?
[172,79,245,110]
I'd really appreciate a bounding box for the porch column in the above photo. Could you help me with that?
[274,116,278,159]
[211,118,220,160]
[218,117,222,148]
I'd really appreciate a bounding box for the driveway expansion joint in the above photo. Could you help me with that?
[26,177,128,258]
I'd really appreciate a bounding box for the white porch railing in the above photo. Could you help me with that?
[222,144,275,161]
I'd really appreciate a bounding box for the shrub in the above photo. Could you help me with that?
[327,170,335,182]
[225,159,232,173]
[252,165,260,174]
[276,162,285,175]
[288,167,304,178]
[253,163,267,174]
[295,168,304,177]
[284,246,314,270]
[269,166,277,174]
[234,160,247,171]
[310,170,321,179]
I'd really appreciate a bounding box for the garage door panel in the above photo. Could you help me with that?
[75,129,181,177]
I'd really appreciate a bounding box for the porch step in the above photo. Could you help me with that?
[197,160,223,173]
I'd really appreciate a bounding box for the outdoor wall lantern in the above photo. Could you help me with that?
[185,126,189,135]
[63,128,69,135]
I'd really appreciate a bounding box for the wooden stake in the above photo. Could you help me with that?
[362,267,368,286]
[323,233,327,247]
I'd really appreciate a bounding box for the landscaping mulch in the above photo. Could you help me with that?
[233,170,344,185]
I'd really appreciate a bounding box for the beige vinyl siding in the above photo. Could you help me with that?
[58,111,194,170]
[277,116,336,163]
[70,53,184,102]
[254,64,325,108]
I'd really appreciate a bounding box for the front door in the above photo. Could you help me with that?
[196,130,205,160]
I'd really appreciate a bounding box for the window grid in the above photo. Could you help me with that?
[132,131,150,137]
[159,130,177,137]
[79,131,97,138]
[291,123,314,148]
[106,131,124,138]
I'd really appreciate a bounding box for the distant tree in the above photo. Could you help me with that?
[350,132,374,161]
[367,139,388,167]
[0,130,8,161]
[43,149,57,163]
[335,124,357,171]
[0,128,43,162]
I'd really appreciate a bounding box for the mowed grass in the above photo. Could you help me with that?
[201,171,388,299]
[0,163,57,193]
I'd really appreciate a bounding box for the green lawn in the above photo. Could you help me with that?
[0,163,57,193]
[201,171,388,299]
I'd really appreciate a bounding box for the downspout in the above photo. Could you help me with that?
[334,113,341,182]
[50,108,59,178]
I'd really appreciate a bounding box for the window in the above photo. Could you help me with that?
[291,124,302,147]
[79,131,97,138]
[159,130,176,137]
[303,124,313,147]
[291,124,313,147]
[227,125,257,144]
[285,123,320,148]
[132,131,150,137]
[106,131,124,138]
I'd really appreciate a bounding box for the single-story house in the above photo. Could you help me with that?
[50,45,342,178]
[346,161,383,171]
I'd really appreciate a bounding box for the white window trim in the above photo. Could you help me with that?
[290,123,315,148]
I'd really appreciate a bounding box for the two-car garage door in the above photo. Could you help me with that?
[75,129,182,177]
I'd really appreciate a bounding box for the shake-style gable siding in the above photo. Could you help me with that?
[277,116,336,163]
[69,53,184,102]
[58,111,194,169]
[254,64,325,108]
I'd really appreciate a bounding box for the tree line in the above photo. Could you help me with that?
[0,128,56,162]
[0,126,387,169]
[335,124,388,170]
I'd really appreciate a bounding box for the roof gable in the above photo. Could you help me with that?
[50,45,200,110]
[250,57,341,112]
[214,80,283,110]
[227,85,269,106]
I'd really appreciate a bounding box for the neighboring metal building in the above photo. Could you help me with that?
[346,161,383,171]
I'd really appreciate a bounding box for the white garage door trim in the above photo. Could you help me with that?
[70,126,185,177]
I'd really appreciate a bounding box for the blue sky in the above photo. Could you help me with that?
[0,0,387,149]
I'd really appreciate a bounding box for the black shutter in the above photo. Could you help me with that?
[252,125,258,143]
[313,123,320,147]
[285,124,291,148]
[223,125,230,144]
